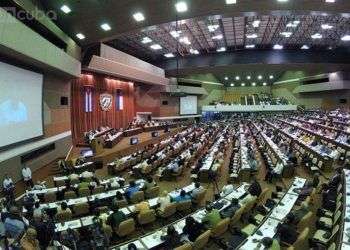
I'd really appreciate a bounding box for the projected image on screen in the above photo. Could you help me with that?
[180,95,198,115]
[0,61,43,148]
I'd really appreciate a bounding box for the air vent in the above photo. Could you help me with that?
[301,77,329,85]
[21,143,56,163]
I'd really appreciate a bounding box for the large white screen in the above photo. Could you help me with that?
[0,61,43,148]
[180,95,198,115]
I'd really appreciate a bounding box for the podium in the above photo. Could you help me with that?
[91,138,104,154]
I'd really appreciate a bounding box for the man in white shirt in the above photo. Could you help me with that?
[3,174,14,200]
[22,165,33,189]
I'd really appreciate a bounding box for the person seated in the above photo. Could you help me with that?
[134,201,150,214]
[125,180,140,200]
[33,202,43,219]
[191,182,204,199]
[4,206,27,239]
[109,178,120,189]
[248,178,262,197]
[112,191,126,207]
[202,205,222,229]
[240,193,256,206]
[173,190,191,203]
[292,202,309,224]
[157,191,171,213]
[160,225,181,250]
[220,198,241,218]
[182,216,204,242]
[276,213,298,245]
[77,180,90,190]
[68,172,79,182]
[261,237,281,250]
[106,206,127,229]
[57,202,72,215]
[144,176,157,191]
[81,171,94,179]
[20,227,40,250]
[220,184,234,197]
[295,181,314,200]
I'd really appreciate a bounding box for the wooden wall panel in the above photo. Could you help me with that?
[71,73,135,144]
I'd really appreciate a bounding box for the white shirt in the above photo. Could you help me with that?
[3,178,13,189]
[22,167,32,181]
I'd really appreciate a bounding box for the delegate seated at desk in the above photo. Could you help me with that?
[220,198,241,218]
[125,181,140,199]
[202,205,222,229]
[173,190,191,203]
[182,216,204,242]
[106,206,126,229]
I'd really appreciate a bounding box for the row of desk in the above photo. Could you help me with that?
[340,169,350,249]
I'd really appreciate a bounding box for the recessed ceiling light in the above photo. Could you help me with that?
[321,24,333,30]
[230,83,235,87]
[76,33,85,40]
[246,76,251,80]
[252,82,256,86]
[286,21,300,28]
[164,53,175,58]
[341,35,350,41]
[325,0,335,2]
[226,0,237,4]
[179,37,191,45]
[258,75,263,80]
[170,30,182,38]
[269,75,274,79]
[246,34,258,39]
[133,12,145,22]
[277,0,288,2]
[273,44,283,50]
[175,1,188,12]
[235,76,240,80]
[208,24,219,32]
[60,5,71,14]
[101,23,111,31]
[281,32,292,37]
[224,76,229,80]
[150,44,162,50]
[241,83,246,87]
[263,82,267,86]
[245,44,255,49]
[311,33,322,39]
[190,48,199,54]
[141,37,152,44]
[252,20,260,28]
[217,47,226,52]
[212,34,223,40]
[301,45,310,50]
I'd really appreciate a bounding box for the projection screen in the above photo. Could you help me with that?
[180,95,198,115]
[0,61,43,148]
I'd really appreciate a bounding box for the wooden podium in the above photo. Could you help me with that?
[91,138,104,155]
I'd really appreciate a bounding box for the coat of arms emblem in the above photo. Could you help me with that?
[100,93,113,111]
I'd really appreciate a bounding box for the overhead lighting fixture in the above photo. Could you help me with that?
[245,44,255,49]
[141,37,152,44]
[273,44,283,50]
[311,33,322,39]
[224,76,229,80]
[341,35,350,41]
[263,82,267,86]
[246,34,258,39]
[235,76,240,80]
[60,5,71,14]
[277,0,288,2]
[208,24,219,32]
[325,0,335,2]
[175,1,188,13]
[230,83,235,87]
[252,82,256,86]
[286,20,300,28]
[258,75,263,80]
[226,0,237,4]
[101,23,111,31]
[252,20,261,28]
[241,83,246,87]
[301,45,310,50]
[281,32,292,38]
[246,76,251,80]
[190,48,199,54]
[170,30,182,38]
[217,47,226,52]
[76,33,85,40]
[321,24,333,30]
[212,34,223,40]
[150,44,162,50]
[179,36,191,45]
[133,12,145,22]
[164,53,175,58]
[269,75,274,79]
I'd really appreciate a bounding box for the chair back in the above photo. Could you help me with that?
[297,211,313,232]
[44,192,56,203]
[145,186,160,199]
[115,218,135,237]
[55,179,66,187]
[256,188,269,206]
[244,197,257,213]
[333,210,342,225]
[78,187,90,197]
[64,191,77,199]
[177,200,192,212]
[192,189,207,205]
[114,199,128,208]
[137,209,156,225]
[328,243,336,250]
[160,203,177,218]
[73,203,90,216]
[291,227,309,250]
[230,205,245,226]
[55,210,72,222]
[174,243,192,250]
[193,230,211,250]
[211,218,230,238]
[130,191,145,204]
[92,186,105,194]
